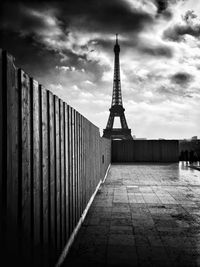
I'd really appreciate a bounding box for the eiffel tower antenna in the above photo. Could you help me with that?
[103,34,132,140]
[116,33,118,43]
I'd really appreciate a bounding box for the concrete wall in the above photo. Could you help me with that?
[112,140,179,162]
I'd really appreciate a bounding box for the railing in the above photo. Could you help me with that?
[0,50,111,266]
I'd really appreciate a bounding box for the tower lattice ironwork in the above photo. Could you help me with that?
[103,34,132,140]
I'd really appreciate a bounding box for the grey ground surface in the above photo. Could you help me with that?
[62,162,200,267]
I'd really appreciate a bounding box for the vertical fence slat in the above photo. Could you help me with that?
[5,52,19,263]
[19,69,32,263]
[77,113,80,219]
[77,113,80,221]
[85,119,87,206]
[41,86,49,261]
[60,99,65,248]
[31,79,42,264]
[71,109,75,229]
[74,111,78,224]
[83,117,86,209]
[68,106,72,235]
[64,103,69,241]
[0,50,3,254]
[86,120,89,205]
[54,95,61,253]
[48,91,56,260]
[79,115,83,215]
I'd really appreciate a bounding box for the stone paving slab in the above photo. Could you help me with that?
[62,162,200,267]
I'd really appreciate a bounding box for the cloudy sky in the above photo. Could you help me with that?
[1,0,200,139]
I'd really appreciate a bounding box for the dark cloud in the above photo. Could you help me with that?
[1,0,153,36]
[153,0,173,19]
[88,37,140,54]
[0,0,157,73]
[170,72,193,85]
[0,28,62,77]
[157,85,176,96]
[64,1,153,34]
[140,44,173,57]
[156,84,193,99]
[183,10,197,23]
[1,3,48,32]
[90,37,173,59]
[164,24,200,41]
[163,10,200,41]
[154,0,168,14]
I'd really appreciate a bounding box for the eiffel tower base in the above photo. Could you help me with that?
[103,128,133,140]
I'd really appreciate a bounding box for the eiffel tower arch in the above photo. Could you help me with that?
[103,34,133,140]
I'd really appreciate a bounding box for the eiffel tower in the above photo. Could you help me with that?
[103,34,133,140]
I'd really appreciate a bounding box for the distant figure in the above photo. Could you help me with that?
[193,151,198,163]
[189,150,194,164]
[180,151,184,161]
[184,150,189,162]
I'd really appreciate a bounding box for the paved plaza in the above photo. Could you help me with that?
[62,163,200,267]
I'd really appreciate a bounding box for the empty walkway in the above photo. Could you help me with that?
[62,163,200,267]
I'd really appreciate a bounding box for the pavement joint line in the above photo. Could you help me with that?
[102,164,111,184]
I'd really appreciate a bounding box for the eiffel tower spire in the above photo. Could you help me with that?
[112,33,122,106]
[103,34,132,140]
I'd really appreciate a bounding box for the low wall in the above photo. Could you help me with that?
[112,140,179,163]
[0,50,111,266]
